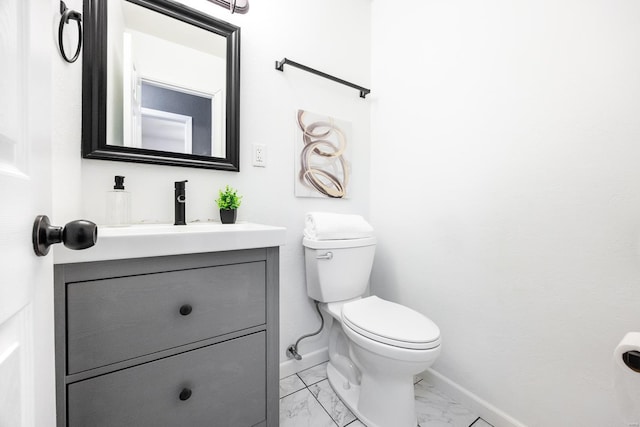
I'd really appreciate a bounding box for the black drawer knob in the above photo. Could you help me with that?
[179,388,192,401]
[179,304,193,316]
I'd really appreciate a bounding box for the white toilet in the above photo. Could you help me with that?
[303,236,441,427]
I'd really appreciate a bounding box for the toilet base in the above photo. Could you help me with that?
[326,362,418,427]
[327,362,376,427]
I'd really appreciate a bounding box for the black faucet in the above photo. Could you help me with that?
[174,180,188,225]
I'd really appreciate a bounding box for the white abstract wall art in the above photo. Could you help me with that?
[294,109,352,198]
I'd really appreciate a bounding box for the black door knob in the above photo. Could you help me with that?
[179,304,193,316]
[32,215,98,256]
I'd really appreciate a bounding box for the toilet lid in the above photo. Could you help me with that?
[341,296,440,350]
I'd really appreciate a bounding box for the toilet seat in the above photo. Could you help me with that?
[342,296,440,350]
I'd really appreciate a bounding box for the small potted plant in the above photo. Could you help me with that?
[216,185,242,224]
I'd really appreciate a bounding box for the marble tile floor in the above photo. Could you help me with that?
[279,361,494,427]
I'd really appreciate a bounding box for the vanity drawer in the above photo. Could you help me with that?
[67,332,266,427]
[66,262,265,374]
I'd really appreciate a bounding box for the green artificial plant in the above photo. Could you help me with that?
[216,185,242,210]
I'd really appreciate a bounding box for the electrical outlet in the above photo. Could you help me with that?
[253,144,267,167]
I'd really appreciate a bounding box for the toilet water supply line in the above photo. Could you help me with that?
[286,300,324,360]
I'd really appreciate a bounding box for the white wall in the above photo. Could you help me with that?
[370,0,640,426]
[128,29,225,97]
[52,0,371,366]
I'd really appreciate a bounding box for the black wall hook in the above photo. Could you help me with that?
[58,1,82,63]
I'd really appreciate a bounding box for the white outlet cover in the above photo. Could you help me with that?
[253,144,266,167]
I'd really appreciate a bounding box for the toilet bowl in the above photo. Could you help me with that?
[303,232,441,427]
[341,296,440,427]
[321,296,440,427]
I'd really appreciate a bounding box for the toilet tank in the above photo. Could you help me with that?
[303,237,376,302]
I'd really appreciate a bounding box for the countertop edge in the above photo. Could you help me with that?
[53,224,287,265]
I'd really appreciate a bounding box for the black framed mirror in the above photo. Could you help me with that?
[82,0,240,171]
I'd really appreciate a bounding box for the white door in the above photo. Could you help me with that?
[0,0,55,426]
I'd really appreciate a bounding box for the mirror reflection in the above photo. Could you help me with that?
[107,0,226,157]
[82,0,240,171]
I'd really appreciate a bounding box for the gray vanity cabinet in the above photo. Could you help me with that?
[54,248,279,427]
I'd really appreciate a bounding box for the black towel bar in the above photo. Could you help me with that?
[275,58,370,99]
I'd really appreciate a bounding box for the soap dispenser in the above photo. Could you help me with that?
[106,175,131,226]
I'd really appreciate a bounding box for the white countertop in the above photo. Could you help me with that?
[53,222,287,264]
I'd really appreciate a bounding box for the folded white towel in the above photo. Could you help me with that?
[304,212,374,240]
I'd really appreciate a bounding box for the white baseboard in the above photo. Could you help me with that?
[420,368,526,427]
[279,347,329,379]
